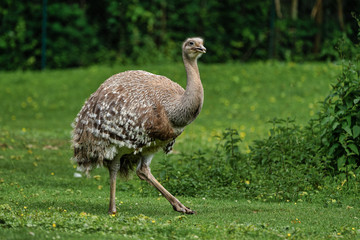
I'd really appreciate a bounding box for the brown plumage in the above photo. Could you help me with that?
[72,37,206,214]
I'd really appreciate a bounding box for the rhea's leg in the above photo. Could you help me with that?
[107,157,121,214]
[136,155,195,214]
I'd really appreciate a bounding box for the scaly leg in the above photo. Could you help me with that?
[107,157,121,214]
[136,155,195,214]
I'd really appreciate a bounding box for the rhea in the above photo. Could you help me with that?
[72,37,206,214]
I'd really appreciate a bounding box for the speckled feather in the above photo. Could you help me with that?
[71,70,186,174]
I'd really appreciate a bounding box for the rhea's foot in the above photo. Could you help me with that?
[108,207,117,215]
[173,203,196,214]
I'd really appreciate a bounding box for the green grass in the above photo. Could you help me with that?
[1,62,359,239]
[1,196,359,239]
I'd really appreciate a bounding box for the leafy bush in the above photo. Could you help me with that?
[247,118,328,201]
[152,125,325,202]
[0,2,41,70]
[318,62,360,175]
[0,2,100,69]
[46,3,100,68]
[317,14,360,180]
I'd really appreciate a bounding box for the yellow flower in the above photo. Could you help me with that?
[151,220,155,223]
[52,223,56,228]
[51,172,55,176]
[341,179,347,186]
[240,132,246,139]
[287,233,291,237]
[24,206,27,209]
[245,180,250,185]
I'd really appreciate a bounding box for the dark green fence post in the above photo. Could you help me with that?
[268,0,275,59]
[41,0,47,70]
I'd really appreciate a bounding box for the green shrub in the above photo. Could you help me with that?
[247,118,329,201]
[0,2,41,70]
[153,125,328,202]
[317,14,360,179]
[150,129,245,199]
[318,62,360,175]
[46,3,100,68]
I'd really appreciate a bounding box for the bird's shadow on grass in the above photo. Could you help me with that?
[29,197,183,217]
[29,199,107,215]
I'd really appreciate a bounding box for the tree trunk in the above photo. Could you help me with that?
[291,0,298,20]
[337,0,345,31]
[275,0,282,18]
[312,0,323,55]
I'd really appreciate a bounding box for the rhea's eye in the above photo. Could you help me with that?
[189,41,194,46]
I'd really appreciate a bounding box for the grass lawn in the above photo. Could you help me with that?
[1,62,359,239]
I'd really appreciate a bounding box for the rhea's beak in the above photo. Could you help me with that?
[196,46,206,53]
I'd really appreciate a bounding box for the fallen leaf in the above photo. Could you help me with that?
[42,145,59,150]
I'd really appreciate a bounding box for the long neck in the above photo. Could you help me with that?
[169,54,204,127]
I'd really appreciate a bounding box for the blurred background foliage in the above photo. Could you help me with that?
[0,0,359,70]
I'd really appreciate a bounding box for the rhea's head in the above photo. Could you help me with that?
[182,37,206,60]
